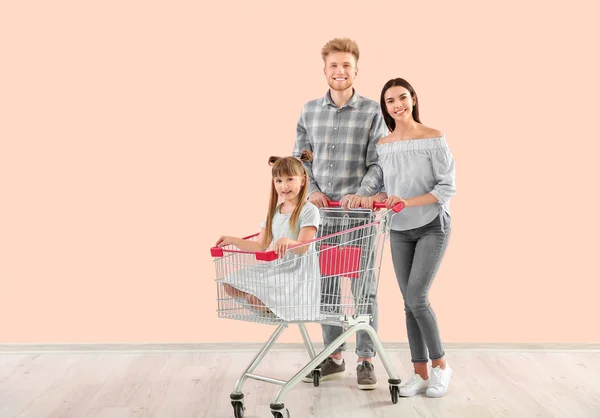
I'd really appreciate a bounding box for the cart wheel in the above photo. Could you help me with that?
[271,409,290,418]
[389,385,399,404]
[232,401,244,418]
[313,369,321,387]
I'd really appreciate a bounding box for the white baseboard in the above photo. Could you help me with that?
[1,342,599,353]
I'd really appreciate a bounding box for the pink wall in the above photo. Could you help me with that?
[1,1,598,343]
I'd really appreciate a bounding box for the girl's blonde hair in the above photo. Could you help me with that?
[265,150,313,246]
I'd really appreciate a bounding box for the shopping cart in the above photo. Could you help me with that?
[210,200,404,418]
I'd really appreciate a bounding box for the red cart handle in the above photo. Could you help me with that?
[327,200,404,213]
[210,246,278,261]
[210,200,404,260]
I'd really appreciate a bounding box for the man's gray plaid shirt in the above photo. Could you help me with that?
[293,90,387,201]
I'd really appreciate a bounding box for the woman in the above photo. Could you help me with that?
[363,78,456,397]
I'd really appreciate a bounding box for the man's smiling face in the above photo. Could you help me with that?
[323,52,357,92]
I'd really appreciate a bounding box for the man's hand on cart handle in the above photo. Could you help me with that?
[341,194,363,209]
[308,191,331,208]
[360,193,386,211]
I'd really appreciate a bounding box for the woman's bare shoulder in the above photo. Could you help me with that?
[420,126,444,138]
[378,134,394,144]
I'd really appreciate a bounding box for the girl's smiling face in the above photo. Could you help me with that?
[273,175,305,203]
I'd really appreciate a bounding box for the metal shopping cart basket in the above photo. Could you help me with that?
[210,201,404,417]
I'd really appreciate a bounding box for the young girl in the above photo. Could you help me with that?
[216,151,321,321]
[363,78,456,398]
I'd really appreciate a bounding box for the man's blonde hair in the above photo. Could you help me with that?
[321,38,360,63]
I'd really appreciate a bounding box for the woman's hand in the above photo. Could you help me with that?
[385,195,408,210]
[216,236,238,248]
[274,237,292,258]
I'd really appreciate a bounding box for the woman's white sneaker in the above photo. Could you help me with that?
[426,363,452,398]
[398,374,429,397]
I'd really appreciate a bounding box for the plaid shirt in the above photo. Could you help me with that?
[293,89,386,201]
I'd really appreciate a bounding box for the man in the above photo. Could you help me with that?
[293,38,387,390]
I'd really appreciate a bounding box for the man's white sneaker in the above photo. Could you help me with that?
[426,363,452,398]
[398,374,429,397]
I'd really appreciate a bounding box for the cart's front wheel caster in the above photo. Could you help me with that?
[230,393,245,418]
[313,369,321,387]
[389,385,399,404]
[270,403,290,417]
[232,401,244,418]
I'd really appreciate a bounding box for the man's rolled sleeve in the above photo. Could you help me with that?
[293,111,321,196]
[356,111,386,196]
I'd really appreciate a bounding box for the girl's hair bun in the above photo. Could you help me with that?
[268,156,281,166]
[299,149,313,162]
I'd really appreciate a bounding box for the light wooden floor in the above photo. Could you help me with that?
[1,345,599,418]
